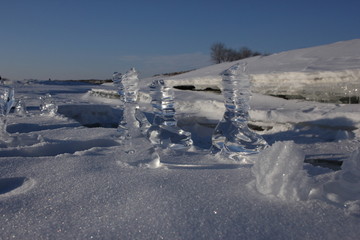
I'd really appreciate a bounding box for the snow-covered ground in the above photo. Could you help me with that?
[1,39,360,239]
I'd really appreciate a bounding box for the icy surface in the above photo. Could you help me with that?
[1,39,360,239]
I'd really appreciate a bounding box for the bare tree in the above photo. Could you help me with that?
[211,42,227,64]
[210,42,264,63]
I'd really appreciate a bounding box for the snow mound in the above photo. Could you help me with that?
[251,141,313,201]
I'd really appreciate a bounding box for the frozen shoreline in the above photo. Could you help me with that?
[1,39,360,239]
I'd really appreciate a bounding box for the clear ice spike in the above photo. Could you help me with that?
[147,79,192,150]
[211,63,268,160]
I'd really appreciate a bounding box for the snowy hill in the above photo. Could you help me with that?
[166,39,360,102]
[1,39,360,239]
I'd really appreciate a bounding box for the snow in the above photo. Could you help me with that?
[1,39,360,239]
[251,141,313,201]
[166,39,360,102]
[315,147,360,216]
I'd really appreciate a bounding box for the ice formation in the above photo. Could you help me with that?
[112,68,153,156]
[0,86,14,116]
[113,68,138,103]
[14,98,27,116]
[211,63,268,161]
[39,93,58,116]
[113,68,141,138]
[147,79,193,150]
[134,106,151,137]
[0,86,15,140]
[251,141,313,201]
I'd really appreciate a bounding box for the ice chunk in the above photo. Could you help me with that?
[15,97,28,116]
[252,141,312,201]
[39,93,58,116]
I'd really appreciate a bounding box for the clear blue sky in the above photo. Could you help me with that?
[1,0,359,80]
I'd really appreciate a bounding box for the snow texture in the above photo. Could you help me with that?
[1,39,360,239]
[251,141,313,201]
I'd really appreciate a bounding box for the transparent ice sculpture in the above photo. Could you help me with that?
[112,71,128,137]
[39,93,57,116]
[0,86,15,140]
[147,79,193,150]
[113,68,139,138]
[112,68,152,155]
[211,63,268,161]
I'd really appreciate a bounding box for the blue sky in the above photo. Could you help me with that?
[1,0,359,80]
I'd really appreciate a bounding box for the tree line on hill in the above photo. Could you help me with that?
[210,42,267,64]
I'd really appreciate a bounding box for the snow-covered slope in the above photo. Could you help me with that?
[166,39,360,102]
